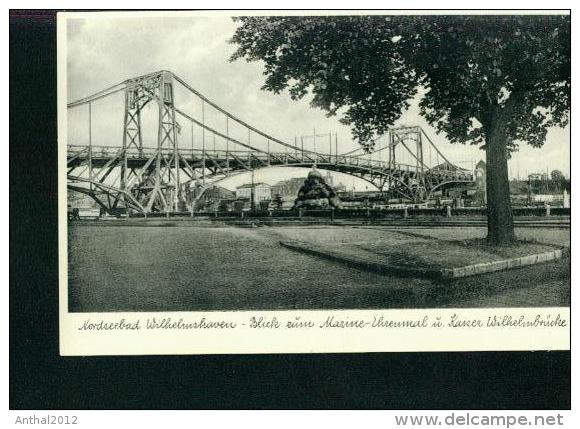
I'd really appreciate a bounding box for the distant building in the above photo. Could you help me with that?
[271,177,305,199]
[507,174,570,207]
[217,198,243,212]
[236,183,271,202]
[527,173,551,195]
[509,180,528,195]
[528,173,550,182]
[195,185,235,211]
[67,190,101,218]
[563,189,570,208]
[532,194,556,204]
[68,190,98,209]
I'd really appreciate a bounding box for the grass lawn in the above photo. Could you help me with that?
[358,238,560,269]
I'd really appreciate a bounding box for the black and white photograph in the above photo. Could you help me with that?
[57,11,571,356]
[8,6,574,414]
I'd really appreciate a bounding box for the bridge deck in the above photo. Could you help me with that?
[67,145,474,182]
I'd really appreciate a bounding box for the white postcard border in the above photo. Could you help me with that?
[57,10,571,356]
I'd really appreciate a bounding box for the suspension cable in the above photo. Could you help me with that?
[172,72,317,155]
[420,129,455,168]
[175,108,268,154]
[67,83,127,108]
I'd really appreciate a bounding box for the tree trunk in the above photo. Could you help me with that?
[484,117,515,245]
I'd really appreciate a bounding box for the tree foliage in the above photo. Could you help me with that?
[550,169,568,191]
[550,169,565,183]
[230,15,570,152]
[230,15,570,244]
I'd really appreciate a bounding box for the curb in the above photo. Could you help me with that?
[440,249,563,278]
[280,240,442,279]
[279,241,564,280]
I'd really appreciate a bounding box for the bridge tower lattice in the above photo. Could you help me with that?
[121,71,182,212]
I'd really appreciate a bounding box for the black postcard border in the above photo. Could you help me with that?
[9,9,571,410]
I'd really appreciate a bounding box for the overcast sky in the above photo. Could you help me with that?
[66,14,570,190]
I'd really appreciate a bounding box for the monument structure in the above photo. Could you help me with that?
[294,167,341,209]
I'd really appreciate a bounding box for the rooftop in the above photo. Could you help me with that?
[236,182,271,189]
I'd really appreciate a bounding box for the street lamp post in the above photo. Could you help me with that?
[250,169,256,212]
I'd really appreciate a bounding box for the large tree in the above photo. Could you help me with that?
[230,15,570,244]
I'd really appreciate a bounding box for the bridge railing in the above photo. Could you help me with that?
[332,155,472,178]
[67,144,271,159]
[67,144,472,180]
[67,144,349,166]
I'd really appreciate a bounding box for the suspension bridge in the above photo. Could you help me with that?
[67,70,474,215]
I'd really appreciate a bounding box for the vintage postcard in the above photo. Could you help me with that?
[58,10,570,355]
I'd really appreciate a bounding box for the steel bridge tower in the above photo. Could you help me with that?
[121,71,181,213]
[387,126,427,202]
